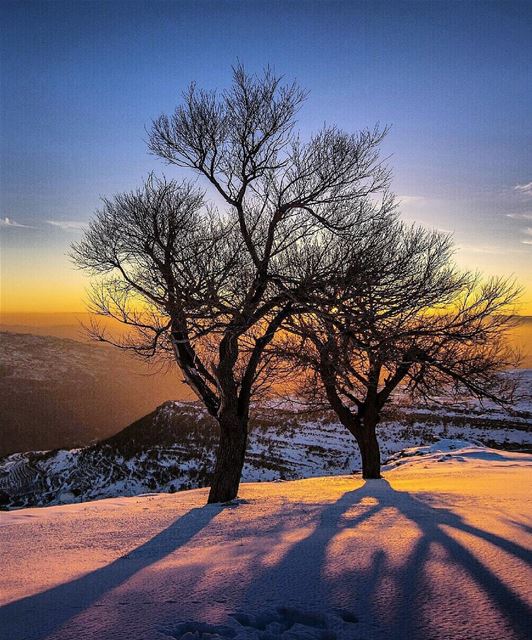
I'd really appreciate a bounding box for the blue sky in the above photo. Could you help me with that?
[1,0,531,312]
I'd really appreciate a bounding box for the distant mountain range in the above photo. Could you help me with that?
[1,392,530,509]
[1,318,531,459]
[0,331,189,456]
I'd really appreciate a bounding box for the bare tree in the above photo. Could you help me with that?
[72,66,393,503]
[278,221,521,479]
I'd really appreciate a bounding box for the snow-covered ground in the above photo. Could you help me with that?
[0,440,530,640]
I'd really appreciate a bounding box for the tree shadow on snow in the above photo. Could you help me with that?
[236,480,531,640]
[0,503,222,640]
[2,483,530,640]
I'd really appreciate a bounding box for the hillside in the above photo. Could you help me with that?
[1,390,530,508]
[1,324,530,459]
[0,442,530,640]
[0,332,189,455]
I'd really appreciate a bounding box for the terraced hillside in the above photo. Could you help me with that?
[1,391,530,508]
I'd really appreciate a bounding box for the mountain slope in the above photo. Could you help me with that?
[1,397,530,508]
[0,331,188,455]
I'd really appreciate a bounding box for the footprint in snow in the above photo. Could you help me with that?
[168,606,359,639]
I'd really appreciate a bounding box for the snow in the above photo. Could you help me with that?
[384,438,532,468]
[0,441,531,640]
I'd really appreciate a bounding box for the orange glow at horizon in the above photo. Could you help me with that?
[1,240,531,316]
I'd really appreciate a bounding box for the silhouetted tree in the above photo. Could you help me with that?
[277,221,521,478]
[72,66,393,502]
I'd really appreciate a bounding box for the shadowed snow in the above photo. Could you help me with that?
[0,442,531,640]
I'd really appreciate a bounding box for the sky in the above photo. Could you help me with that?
[1,0,531,315]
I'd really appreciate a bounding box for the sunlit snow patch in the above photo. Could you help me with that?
[384,438,532,470]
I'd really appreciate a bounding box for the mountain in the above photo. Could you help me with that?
[1,392,530,508]
[0,331,189,456]
[1,317,530,458]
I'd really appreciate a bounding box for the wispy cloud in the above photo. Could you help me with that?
[0,216,33,228]
[514,181,532,196]
[456,242,526,255]
[398,195,426,206]
[504,213,532,246]
[401,214,451,234]
[506,212,532,221]
[46,219,87,231]
[458,243,501,255]
[522,228,532,246]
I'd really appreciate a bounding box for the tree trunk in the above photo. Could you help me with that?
[356,419,381,479]
[207,413,248,503]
